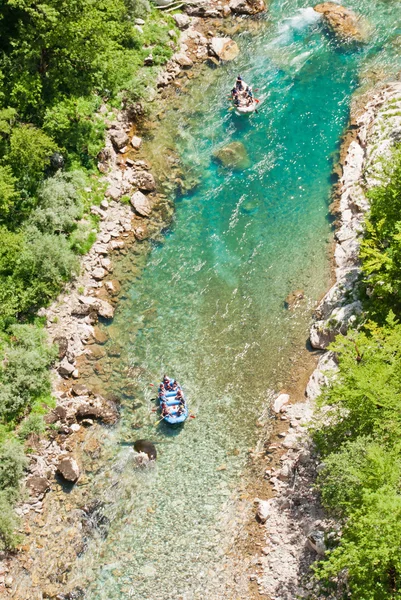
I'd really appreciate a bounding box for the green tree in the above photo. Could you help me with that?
[7,124,57,196]
[0,165,19,219]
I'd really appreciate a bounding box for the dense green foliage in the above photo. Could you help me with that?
[360,146,401,320]
[313,145,401,597]
[0,0,176,550]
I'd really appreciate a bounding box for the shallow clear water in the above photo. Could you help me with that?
[69,1,401,598]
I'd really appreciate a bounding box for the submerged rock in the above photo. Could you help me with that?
[134,439,157,460]
[314,3,369,43]
[209,37,239,62]
[213,141,251,171]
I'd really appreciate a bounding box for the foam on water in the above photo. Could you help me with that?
[66,1,401,598]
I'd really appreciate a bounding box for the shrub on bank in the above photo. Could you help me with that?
[313,144,401,596]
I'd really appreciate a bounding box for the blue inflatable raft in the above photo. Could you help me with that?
[158,377,188,425]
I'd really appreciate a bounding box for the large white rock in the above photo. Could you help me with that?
[255,498,271,523]
[130,190,153,217]
[273,393,290,414]
[209,37,239,62]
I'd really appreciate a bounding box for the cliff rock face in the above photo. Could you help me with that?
[314,2,369,43]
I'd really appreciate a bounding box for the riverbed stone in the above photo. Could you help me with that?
[57,457,80,482]
[97,299,115,320]
[209,37,239,62]
[26,476,50,496]
[131,190,153,217]
[92,326,109,344]
[255,498,271,523]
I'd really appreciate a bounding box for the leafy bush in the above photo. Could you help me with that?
[0,440,27,500]
[13,228,78,314]
[6,125,58,196]
[43,97,105,166]
[0,491,22,551]
[0,324,56,421]
[317,437,401,517]
[17,413,46,440]
[361,145,401,320]
[31,171,85,234]
[0,165,19,219]
[315,488,401,599]
[312,314,401,456]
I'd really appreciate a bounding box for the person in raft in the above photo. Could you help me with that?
[163,375,172,390]
[235,75,245,91]
[161,404,170,417]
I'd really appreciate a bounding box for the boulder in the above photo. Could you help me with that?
[105,186,121,201]
[134,170,156,192]
[174,53,193,68]
[105,279,121,297]
[57,457,80,482]
[273,393,290,414]
[213,141,250,171]
[131,190,153,217]
[314,3,369,43]
[71,383,90,396]
[92,267,107,281]
[97,299,114,320]
[59,359,75,378]
[229,0,266,14]
[133,439,157,460]
[255,498,271,523]
[26,476,50,496]
[131,135,142,150]
[173,13,190,28]
[109,128,129,150]
[209,37,239,62]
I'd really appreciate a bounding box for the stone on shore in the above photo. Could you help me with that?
[174,13,190,29]
[109,128,129,150]
[229,0,266,15]
[97,299,115,320]
[58,359,75,378]
[57,457,80,482]
[131,190,153,217]
[92,267,107,281]
[174,53,194,68]
[131,135,142,150]
[213,141,250,171]
[273,393,290,414]
[314,3,369,43]
[209,37,239,62]
[134,170,156,192]
[26,475,50,496]
[53,336,68,360]
[255,498,271,523]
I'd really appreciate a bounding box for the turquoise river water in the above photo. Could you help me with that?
[68,1,401,598]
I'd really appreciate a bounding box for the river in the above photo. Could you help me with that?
[65,1,401,598]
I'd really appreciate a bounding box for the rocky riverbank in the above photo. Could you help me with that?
[251,81,401,600]
[0,1,268,598]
